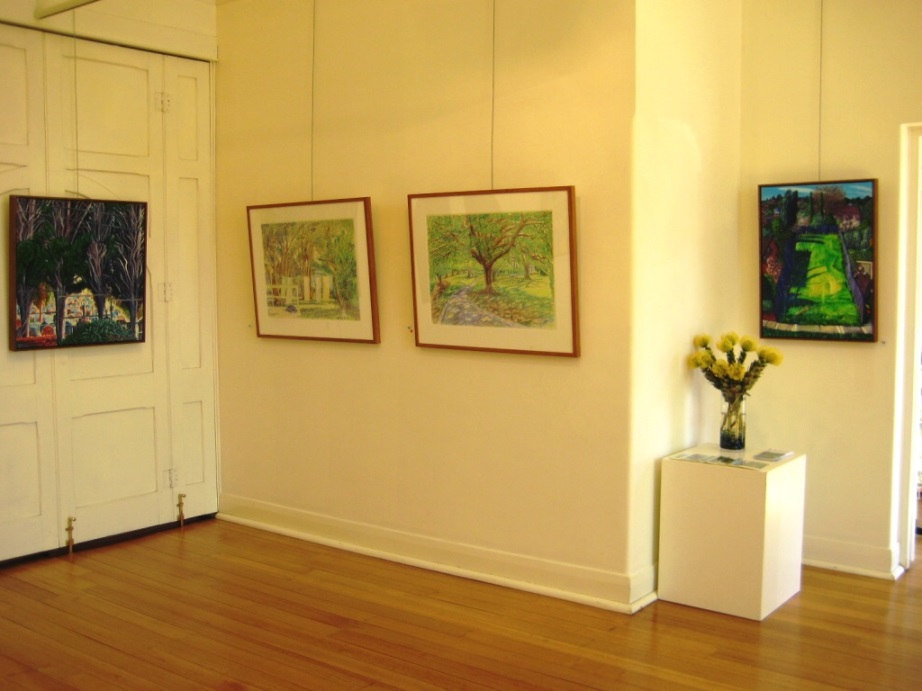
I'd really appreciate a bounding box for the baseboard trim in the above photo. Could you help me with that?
[803,534,902,580]
[802,557,905,581]
[218,493,652,614]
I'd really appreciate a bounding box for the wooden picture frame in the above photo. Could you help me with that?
[8,194,148,351]
[759,179,877,342]
[247,197,380,344]
[408,186,579,357]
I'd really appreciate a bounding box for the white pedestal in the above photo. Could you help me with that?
[657,444,806,620]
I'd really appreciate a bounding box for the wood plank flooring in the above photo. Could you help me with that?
[2,518,921,689]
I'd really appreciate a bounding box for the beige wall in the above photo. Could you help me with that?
[214,0,922,611]
[632,0,742,592]
[1,0,912,609]
[742,0,922,576]
[216,0,646,610]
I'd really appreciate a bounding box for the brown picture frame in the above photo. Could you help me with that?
[247,197,380,344]
[408,186,579,357]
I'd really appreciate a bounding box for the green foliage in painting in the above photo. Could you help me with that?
[425,210,556,328]
[63,318,134,345]
[759,181,875,341]
[11,196,147,349]
[260,218,359,320]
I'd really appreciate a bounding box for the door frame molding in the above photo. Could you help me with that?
[897,122,922,569]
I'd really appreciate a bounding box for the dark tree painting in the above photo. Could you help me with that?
[8,195,148,351]
[759,180,876,342]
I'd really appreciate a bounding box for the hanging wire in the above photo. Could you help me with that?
[310,0,318,202]
[490,0,496,190]
[817,0,824,179]
[68,10,81,198]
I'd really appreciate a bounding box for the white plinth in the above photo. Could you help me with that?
[657,444,806,620]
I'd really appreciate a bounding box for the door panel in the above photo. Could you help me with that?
[0,423,41,520]
[1,25,217,559]
[164,56,218,519]
[75,60,153,158]
[46,35,174,544]
[0,24,58,560]
[72,408,159,507]
[181,400,207,485]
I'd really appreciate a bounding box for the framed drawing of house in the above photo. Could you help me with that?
[247,197,380,344]
[9,195,148,351]
[759,179,876,342]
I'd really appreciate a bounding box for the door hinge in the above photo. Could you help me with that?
[156,91,172,113]
[159,282,174,302]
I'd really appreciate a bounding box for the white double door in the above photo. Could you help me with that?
[0,24,218,560]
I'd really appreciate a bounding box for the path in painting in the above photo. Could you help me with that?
[781,229,862,326]
[438,286,522,327]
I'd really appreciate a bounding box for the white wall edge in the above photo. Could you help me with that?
[896,122,922,570]
[218,493,654,615]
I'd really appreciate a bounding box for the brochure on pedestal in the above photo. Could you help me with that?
[752,449,794,461]
[669,446,795,471]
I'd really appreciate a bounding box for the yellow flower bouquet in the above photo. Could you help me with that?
[689,332,782,449]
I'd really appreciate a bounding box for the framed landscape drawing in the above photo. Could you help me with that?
[759,179,877,342]
[247,197,380,344]
[9,194,148,351]
[408,186,579,357]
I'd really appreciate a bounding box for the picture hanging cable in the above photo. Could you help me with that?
[817,0,824,179]
[70,15,81,198]
[310,1,318,202]
[490,0,496,190]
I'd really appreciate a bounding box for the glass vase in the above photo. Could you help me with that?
[720,396,746,450]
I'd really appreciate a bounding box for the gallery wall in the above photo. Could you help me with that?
[4,0,916,610]
[2,0,914,608]
[215,0,648,610]
[741,0,922,576]
[214,0,748,611]
[631,0,742,589]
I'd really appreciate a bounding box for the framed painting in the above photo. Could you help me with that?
[408,186,579,357]
[8,194,148,351]
[759,179,877,342]
[247,197,380,344]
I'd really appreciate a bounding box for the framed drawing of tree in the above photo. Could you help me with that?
[759,179,876,342]
[408,186,579,357]
[247,197,380,344]
[8,195,148,351]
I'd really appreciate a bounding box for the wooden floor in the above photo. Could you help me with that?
[2,520,922,690]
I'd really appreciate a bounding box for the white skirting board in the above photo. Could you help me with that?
[802,535,903,580]
[218,493,656,614]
